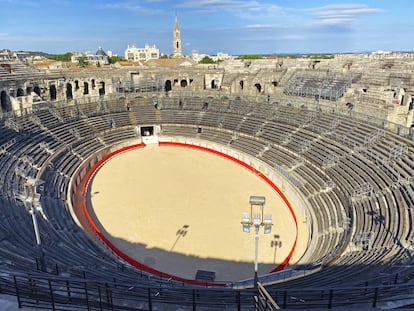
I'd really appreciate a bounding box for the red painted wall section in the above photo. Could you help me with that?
[81,141,298,286]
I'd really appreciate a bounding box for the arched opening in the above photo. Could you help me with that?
[75,80,79,91]
[66,83,73,100]
[33,86,41,96]
[16,88,24,97]
[239,80,244,90]
[272,81,278,87]
[165,80,172,92]
[83,82,89,95]
[0,91,12,113]
[91,79,96,89]
[254,83,262,93]
[99,81,105,96]
[50,85,57,100]
[211,79,219,89]
[180,79,187,87]
[26,86,33,94]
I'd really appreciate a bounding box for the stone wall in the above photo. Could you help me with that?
[1,54,414,127]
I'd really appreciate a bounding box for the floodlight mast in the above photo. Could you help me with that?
[22,178,46,271]
[241,196,273,289]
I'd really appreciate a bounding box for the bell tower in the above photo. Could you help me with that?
[172,15,182,58]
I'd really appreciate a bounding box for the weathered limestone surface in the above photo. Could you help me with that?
[1,53,414,127]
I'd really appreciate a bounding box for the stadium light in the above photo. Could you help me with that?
[241,196,273,289]
[21,178,46,271]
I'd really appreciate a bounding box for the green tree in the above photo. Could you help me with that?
[77,56,88,67]
[236,54,263,60]
[199,56,215,64]
[108,56,125,64]
[47,52,72,62]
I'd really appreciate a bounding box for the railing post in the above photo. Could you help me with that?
[13,276,22,309]
[147,287,153,311]
[193,289,197,311]
[372,287,379,308]
[48,279,55,311]
[84,282,90,311]
[66,280,71,301]
[328,289,333,309]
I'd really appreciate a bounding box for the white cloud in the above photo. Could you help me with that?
[174,0,283,15]
[0,0,39,6]
[244,24,274,29]
[304,4,384,26]
[101,1,167,15]
[283,34,304,40]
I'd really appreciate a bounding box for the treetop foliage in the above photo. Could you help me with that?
[47,52,72,62]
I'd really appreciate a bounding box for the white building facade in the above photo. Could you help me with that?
[124,44,160,62]
[71,47,109,65]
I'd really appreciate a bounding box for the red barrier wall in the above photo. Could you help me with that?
[81,141,298,286]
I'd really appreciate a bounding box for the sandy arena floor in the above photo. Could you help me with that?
[89,144,308,282]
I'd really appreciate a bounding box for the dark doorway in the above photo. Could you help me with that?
[180,79,187,87]
[254,83,262,93]
[83,82,89,95]
[1,91,12,113]
[16,88,24,97]
[50,85,57,100]
[33,86,41,96]
[140,126,154,136]
[165,80,172,92]
[99,81,105,96]
[66,83,73,100]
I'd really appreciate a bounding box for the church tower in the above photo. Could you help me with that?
[172,16,182,58]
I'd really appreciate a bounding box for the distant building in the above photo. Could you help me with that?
[71,47,109,65]
[0,49,10,60]
[172,16,183,58]
[191,50,234,63]
[211,52,234,62]
[124,44,160,62]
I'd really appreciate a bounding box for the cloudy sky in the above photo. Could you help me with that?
[0,0,412,56]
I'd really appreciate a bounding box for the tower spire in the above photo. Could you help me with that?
[172,15,182,58]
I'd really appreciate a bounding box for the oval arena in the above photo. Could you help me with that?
[84,141,307,282]
[1,55,414,310]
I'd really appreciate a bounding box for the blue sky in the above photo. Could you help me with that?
[0,0,412,56]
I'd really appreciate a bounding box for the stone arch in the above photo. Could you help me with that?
[83,82,89,95]
[33,86,41,96]
[165,80,172,92]
[0,90,12,113]
[180,79,188,87]
[239,80,244,90]
[91,79,96,89]
[99,81,105,96]
[254,83,262,93]
[66,83,73,100]
[272,81,278,87]
[16,88,24,97]
[50,85,57,100]
[74,80,80,91]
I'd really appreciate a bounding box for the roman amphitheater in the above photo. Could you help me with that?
[0,52,414,310]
